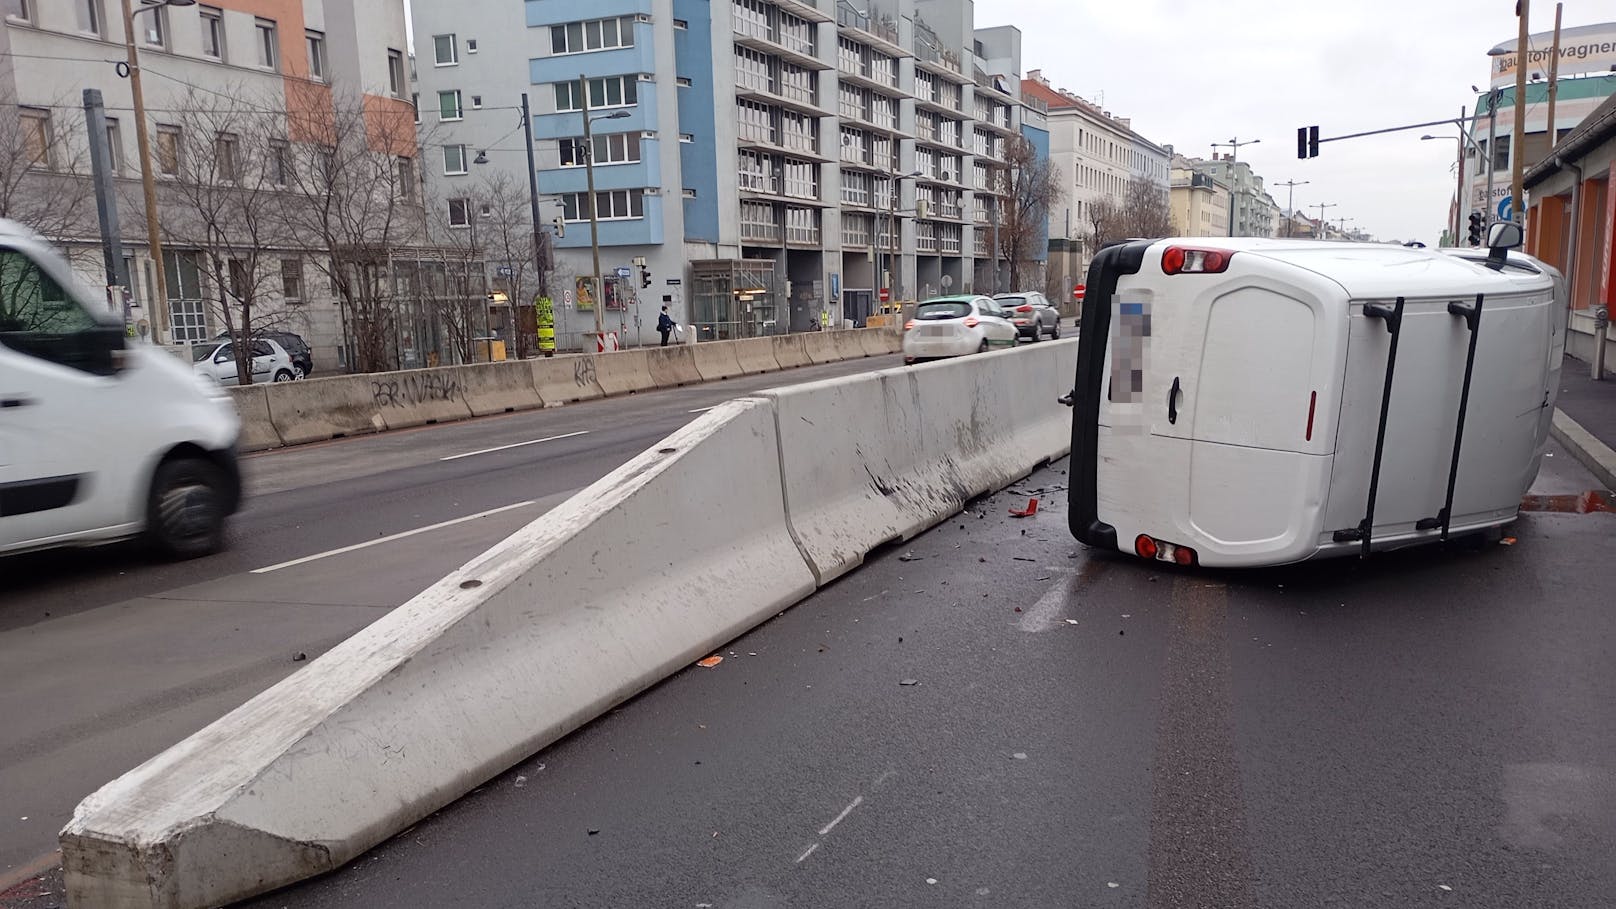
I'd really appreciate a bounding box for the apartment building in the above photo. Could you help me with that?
[2,0,427,370]
[1192,154,1276,238]
[1021,69,1169,291]
[413,0,1028,343]
[1169,154,1229,237]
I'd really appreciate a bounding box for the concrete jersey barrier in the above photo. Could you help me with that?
[529,354,605,405]
[367,366,475,430]
[61,399,815,909]
[260,374,386,446]
[590,349,657,396]
[226,385,282,451]
[446,360,541,417]
[644,346,703,388]
[690,339,747,382]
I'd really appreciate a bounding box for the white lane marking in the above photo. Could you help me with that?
[871,769,896,790]
[818,795,863,836]
[439,430,590,462]
[1017,576,1072,633]
[688,405,718,413]
[795,843,819,864]
[251,501,538,574]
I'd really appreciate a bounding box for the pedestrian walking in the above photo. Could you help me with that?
[657,306,675,347]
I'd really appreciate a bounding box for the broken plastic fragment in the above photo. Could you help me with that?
[900,678,919,686]
[696,655,723,668]
[1009,497,1039,517]
[1064,619,1079,625]
[1500,537,1517,546]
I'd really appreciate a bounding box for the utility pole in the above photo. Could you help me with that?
[119,0,178,342]
[579,73,605,350]
[1511,0,1529,224]
[1546,3,1563,152]
[1314,202,1337,239]
[1484,87,1501,226]
[83,89,130,326]
[1275,179,1308,238]
[519,92,541,360]
[1211,137,1260,237]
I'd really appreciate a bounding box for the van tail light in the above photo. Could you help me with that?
[963,317,980,328]
[1135,533,1198,566]
[904,319,916,331]
[1015,305,1034,313]
[1161,246,1234,275]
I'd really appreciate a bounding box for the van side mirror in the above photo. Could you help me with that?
[1486,221,1522,250]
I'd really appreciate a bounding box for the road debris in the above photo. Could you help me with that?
[1500,537,1517,546]
[1009,497,1040,517]
[898,552,922,562]
[514,775,527,788]
[900,678,919,686]
[696,655,723,668]
[292,652,307,662]
[1012,752,1028,760]
[1065,619,1079,625]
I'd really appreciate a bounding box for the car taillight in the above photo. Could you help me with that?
[1161,246,1234,275]
[904,319,916,331]
[1016,305,1034,313]
[1134,533,1198,566]
[963,317,979,328]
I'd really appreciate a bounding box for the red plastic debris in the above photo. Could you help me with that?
[1009,497,1039,518]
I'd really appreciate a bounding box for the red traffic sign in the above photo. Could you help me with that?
[879,288,890,302]
[1072,284,1086,301]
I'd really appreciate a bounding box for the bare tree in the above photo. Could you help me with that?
[158,89,295,383]
[280,93,425,373]
[1087,176,1172,252]
[0,98,94,244]
[992,136,1063,292]
[473,171,539,359]
[420,186,490,366]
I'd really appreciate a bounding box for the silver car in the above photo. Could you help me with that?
[993,292,1062,341]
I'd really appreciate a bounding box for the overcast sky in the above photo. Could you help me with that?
[987,0,1616,244]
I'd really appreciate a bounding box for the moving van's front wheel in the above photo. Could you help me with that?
[145,459,229,560]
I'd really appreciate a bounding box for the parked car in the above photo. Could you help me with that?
[993,292,1061,341]
[901,295,1018,364]
[216,329,313,377]
[193,338,298,385]
[0,218,242,559]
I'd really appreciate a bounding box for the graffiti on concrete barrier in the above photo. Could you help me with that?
[573,356,597,388]
[372,373,462,409]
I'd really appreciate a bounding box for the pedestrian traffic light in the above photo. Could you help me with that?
[1467,210,1484,247]
[1296,125,1319,159]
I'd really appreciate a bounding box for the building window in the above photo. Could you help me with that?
[143,5,167,47]
[554,76,637,112]
[673,18,688,29]
[438,90,463,121]
[200,6,225,59]
[269,139,289,185]
[4,0,29,23]
[471,95,483,109]
[306,30,325,80]
[412,92,420,123]
[559,132,641,167]
[467,39,478,52]
[256,18,278,70]
[281,259,303,303]
[443,144,468,175]
[387,49,405,97]
[226,258,249,299]
[155,124,180,176]
[560,189,644,221]
[104,117,124,174]
[397,157,415,201]
[215,132,238,182]
[448,198,470,227]
[550,16,635,55]
[20,107,51,170]
[433,34,457,66]
[76,0,101,35]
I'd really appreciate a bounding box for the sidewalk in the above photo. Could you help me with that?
[1552,355,1616,491]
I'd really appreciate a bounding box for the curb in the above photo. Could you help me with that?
[1549,408,1616,491]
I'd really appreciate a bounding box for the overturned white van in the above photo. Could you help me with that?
[1066,228,1567,568]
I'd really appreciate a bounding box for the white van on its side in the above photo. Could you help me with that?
[1067,227,1565,568]
[0,220,242,559]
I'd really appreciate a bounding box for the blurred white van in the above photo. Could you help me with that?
[0,220,241,559]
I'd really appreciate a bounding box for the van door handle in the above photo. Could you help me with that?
[1,397,34,409]
[1167,377,1181,424]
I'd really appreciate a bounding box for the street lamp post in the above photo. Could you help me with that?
[1422,130,1482,246]
[119,0,195,344]
[1314,202,1337,239]
[883,169,922,308]
[1211,137,1259,238]
[578,74,629,351]
[1275,179,1308,238]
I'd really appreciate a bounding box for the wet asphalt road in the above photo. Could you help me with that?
[241,442,1616,909]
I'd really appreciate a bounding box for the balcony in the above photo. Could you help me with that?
[733,21,832,70]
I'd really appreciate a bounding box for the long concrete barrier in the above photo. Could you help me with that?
[733,337,780,374]
[691,339,746,382]
[591,348,656,396]
[829,329,867,361]
[226,385,282,451]
[771,333,811,369]
[260,375,386,446]
[801,331,842,365]
[368,367,475,430]
[449,361,541,417]
[757,339,1079,584]
[644,346,703,388]
[62,399,816,909]
[859,326,900,357]
[529,354,604,405]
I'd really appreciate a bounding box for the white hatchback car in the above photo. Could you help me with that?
[902,295,1018,364]
[192,338,298,385]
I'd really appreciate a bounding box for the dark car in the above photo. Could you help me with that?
[216,329,313,377]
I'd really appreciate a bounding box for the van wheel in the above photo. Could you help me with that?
[273,369,295,382]
[145,458,228,560]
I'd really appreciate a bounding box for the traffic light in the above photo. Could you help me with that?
[640,267,652,289]
[552,216,565,239]
[1467,211,1484,247]
[1296,125,1319,159]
